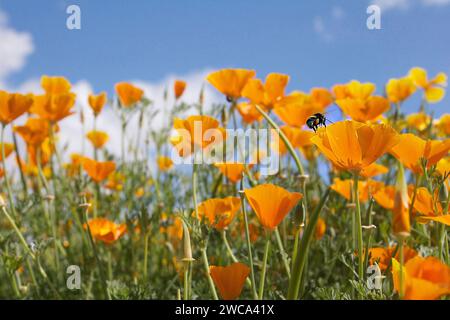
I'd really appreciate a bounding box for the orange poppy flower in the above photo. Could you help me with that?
[373,185,396,210]
[104,172,125,191]
[242,73,289,109]
[236,102,263,124]
[359,162,388,178]
[406,112,431,132]
[366,246,418,271]
[330,178,383,203]
[0,143,14,161]
[174,80,186,99]
[209,262,250,300]
[31,93,76,122]
[420,215,450,226]
[273,92,324,127]
[64,153,83,177]
[0,91,33,125]
[206,69,256,100]
[172,115,225,157]
[435,114,450,137]
[389,134,450,174]
[115,82,144,107]
[157,156,173,171]
[86,130,109,149]
[275,126,313,155]
[14,118,50,146]
[41,76,71,95]
[436,157,449,177]
[82,157,116,183]
[333,80,376,100]
[244,184,302,230]
[315,217,326,240]
[409,67,447,103]
[214,163,251,183]
[336,96,390,122]
[310,87,333,109]
[392,256,450,300]
[386,77,416,103]
[84,218,126,244]
[195,197,241,230]
[134,187,145,198]
[413,187,443,218]
[311,120,399,173]
[27,138,53,166]
[160,213,184,242]
[88,92,107,116]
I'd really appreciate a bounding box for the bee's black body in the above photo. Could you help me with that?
[306,113,327,132]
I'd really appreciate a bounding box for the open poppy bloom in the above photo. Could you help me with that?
[209,262,250,300]
[392,256,450,300]
[273,91,325,127]
[86,130,109,149]
[336,96,390,122]
[84,218,126,244]
[172,115,225,157]
[82,157,116,183]
[435,113,450,137]
[115,82,144,107]
[41,76,71,95]
[408,67,447,103]
[0,91,33,126]
[244,184,302,230]
[214,163,250,183]
[311,120,399,173]
[315,217,326,240]
[206,69,256,101]
[14,118,51,146]
[194,197,241,230]
[310,88,333,109]
[88,92,107,116]
[174,80,186,99]
[332,80,376,101]
[241,73,289,109]
[366,246,418,271]
[157,156,174,171]
[31,93,76,122]
[0,143,14,161]
[406,112,431,132]
[386,77,416,103]
[389,134,450,174]
[359,162,388,178]
[330,178,383,203]
[236,102,263,124]
[274,126,314,155]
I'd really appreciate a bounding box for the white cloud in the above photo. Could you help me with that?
[331,6,345,20]
[0,9,34,84]
[313,16,333,42]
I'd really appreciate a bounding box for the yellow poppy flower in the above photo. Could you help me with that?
[104,172,125,191]
[210,262,250,300]
[435,113,450,137]
[406,112,431,132]
[206,68,256,100]
[409,67,447,103]
[311,120,399,173]
[386,77,416,103]
[244,184,302,230]
[86,130,109,149]
[336,96,390,122]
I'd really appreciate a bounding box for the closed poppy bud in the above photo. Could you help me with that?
[181,219,194,262]
[115,82,144,107]
[174,80,186,100]
[244,184,302,230]
[209,262,250,300]
[88,92,107,116]
[393,162,410,237]
[0,91,34,126]
[86,130,109,149]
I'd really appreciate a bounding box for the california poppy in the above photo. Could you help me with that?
[88,92,107,116]
[41,76,71,95]
[409,67,447,103]
[331,178,382,203]
[392,256,450,300]
[0,91,33,126]
[209,262,250,300]
[311,120,399,173]
[242,73,289,109]
[115,82,144,107]
[333,80,375,100]
[406,113,431,132]
[174,80,186,100]
[31,93,76,122]
[159,213,184,242]
[435,114,450,137]
[157,156,174,171]
[389,134,450,174]
[195,197,241,230]
[273,92,324,127]
[359,162,388,178]
[14,118,50,146]
[82,157,116,183]
[214,163,250,183]
[336,96,390,122]
[206,69,256,101]
[366,246,418,271]
[244,184,302,230]
[386,77,416,103]
[84,218,126,244]
[0,143,14,161]
[86,130,109,149]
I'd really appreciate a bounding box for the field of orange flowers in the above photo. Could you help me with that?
[0,67,449,300]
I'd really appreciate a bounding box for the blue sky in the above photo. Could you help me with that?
[0,0,449,116]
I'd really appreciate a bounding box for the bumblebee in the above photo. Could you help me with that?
[306,113,328,132]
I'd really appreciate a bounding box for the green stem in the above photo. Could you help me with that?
[275,227,291,279]
[353,172,364,282]
[1,124,17,218]
[201,247,218,300]
[258,232,271,300]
